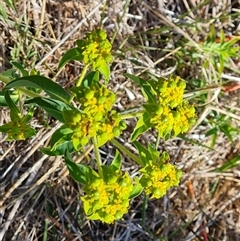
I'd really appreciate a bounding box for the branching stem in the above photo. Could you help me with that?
[92,136,103,177]
[111,138,143,166]
[69,64,90,103]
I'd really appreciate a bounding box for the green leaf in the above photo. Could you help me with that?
[218,55,224,73]
[205,127,218,148]
[0,4,8,20]
[102,165,117,184]
[41,126,75,156]
[143,103,158,115]
[124,73,142,85]
[97,61,110,81]
[71,71,99,94]
[219,124,237,144]
[147,144,160,162]
[133,141,152,166]
[83,200,94,216]
[11,62,29,76]
[4,0,16,10]
[131,112,151,141]
[213,155,240,172]
[50,126,72,148]
[83,71,99,87]
[1,68,19,79]
[0,90,18,106]
[0,122,12,133]
[129,182,144,199]
[72,137,82,150]
[9,110,20,122]
[97,135,109,147]
[110,150,122,171]
[22,106,34,123]
[21,125,36,139]
[41,140,74,156]
[4,76,71,103]
[228,36,240,45]
[124,73,157,103]
[25,97,73,122]
[219,29,225,43]
[207,25,216,43]
[58,47,83,70]
[87,211,101,220]
[4,90,20,117]
[64,151,91,184]
[141,83,157,104]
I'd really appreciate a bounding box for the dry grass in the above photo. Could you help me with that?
[1,0,240,240]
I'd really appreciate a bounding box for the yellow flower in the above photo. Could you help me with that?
[157,76,186,108]
[140,160,182,199]
[173,100,196,135]
[81,172,134,223]
[150,105,174,137]
[77,29,113,67]
[0,119,35,141]
[149,76,196,137]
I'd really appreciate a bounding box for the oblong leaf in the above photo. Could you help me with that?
[131,112,151,141]
[0,90,18,107]
[213,155,240,172]
[124,73,142,85]
[5,90,20,116]
[4,76,70,103]
[11,61,29,76]
[82,71,99,87]
[97,62,110,81]
[25,97,73,122]
[58,47,83,70]
[41,127,75,156]
[41,142,74,156]
[124,73,156,103]
[133,141,151,166]
[50,126,72,148]
[110,150,121,171]
[102,165,116,183]
[129,183,144,199]
[64,151,92,184]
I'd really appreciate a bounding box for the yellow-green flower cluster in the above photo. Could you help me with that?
[5,121,35,140]
[157,76,186,108]
[78,83,116,121]
[63,83,126,149]
[150,76,196,137]
[139,153,182,199]
[81,171,134,224]
[0,115,35,141]
[172,100,196,135]
[150,105,175,137]
[77,29,113,69]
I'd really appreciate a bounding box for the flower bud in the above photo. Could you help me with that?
[85,90,95,100]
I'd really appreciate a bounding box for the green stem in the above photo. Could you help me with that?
[92,136,103,177]
[120,110,144,120]
[111,138,143,166]
[155,131,161,149]
[68,64,90,103]
[141,194,148,225]
[0,74,11,84]
[0,74,44,98]
[43,219,49,241]
[76,64,89,87]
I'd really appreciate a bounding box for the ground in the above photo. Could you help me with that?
[1,0,240,240]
